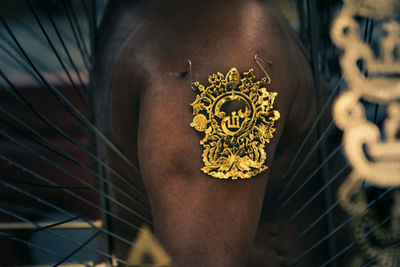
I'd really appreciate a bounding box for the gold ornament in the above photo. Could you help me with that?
[331,0,400,265]
[330,0,400,189]
[190,68,280,180]
[126,225,173,266]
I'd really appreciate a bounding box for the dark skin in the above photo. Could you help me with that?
[91,0,327,266]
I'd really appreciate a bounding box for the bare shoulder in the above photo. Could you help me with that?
[91,0,318,264]
[109,0,316,135]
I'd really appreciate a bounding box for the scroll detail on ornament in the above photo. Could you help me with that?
[331,0,400,265]
[331,0,400,198]
[190,68,280,180]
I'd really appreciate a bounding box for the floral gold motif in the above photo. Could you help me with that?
[190,68,280,179]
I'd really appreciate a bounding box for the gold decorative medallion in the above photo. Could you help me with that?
[190,68,280,179]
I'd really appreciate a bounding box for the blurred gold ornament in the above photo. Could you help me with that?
[343,0,400,19]
[190,68,279,179]
[126,226,172,267]
[331,14,400,102]
[349,191,400,266]
[332,0,400,265]
[331,0,400,189]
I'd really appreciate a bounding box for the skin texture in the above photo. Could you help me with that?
[91,0,328,266]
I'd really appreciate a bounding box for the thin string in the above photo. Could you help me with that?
[49,0,90,70]
[0,71,147,199]
[283,201,340,255]
[314,14,375,266]
[0,208,96,237]
[282,166,349,253]
[0,176,88,190]
[0,31,69,87]
[277,121,337,202]
[80,0,90,33]
[0,154,149,232]
[361,239,400,267]
[290,11,376,266]
[26,0,86,104]
[63,0,91,63]
[86,0,98,60]
[320,244,354,267]
[46,8,87,89]
[320,214,392,267]
[0,42,43,85]
[273,143,343,221]
[287,214,353,265]
[277,163,350,240]
[306,0,338,257]
[0,179,134,247]
[279,77,343,199]
[0,105,150,212]
[0,208,127,265]
[0,231,87,265]
[11,10,87,86]
[62,0,91,70]
[0,201,47,217]
[282,77,343,180]
[53,230,102,267]
[286,187,394,265]
[0,16,143,180]
[0,131,152,225]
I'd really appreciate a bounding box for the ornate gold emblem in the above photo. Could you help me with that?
[190,68,280,179]
[331,0,400,265]
[331,0,400,192]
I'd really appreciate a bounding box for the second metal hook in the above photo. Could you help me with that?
[185,59,196,91]
[254,54,272,84]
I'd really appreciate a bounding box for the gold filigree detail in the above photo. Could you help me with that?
[190,68,279,180]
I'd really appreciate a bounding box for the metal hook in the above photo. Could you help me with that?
[254,54,272,84]
[185,59,196,91]
[186,55,272,91]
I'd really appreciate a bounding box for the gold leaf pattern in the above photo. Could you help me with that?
[190,68,280,180]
